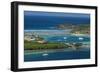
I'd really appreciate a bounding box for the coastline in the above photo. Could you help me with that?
[71,33,90,37]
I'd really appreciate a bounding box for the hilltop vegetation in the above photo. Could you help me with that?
[56,24,90,34]
[24,40,68,50]
[71,24,90,34]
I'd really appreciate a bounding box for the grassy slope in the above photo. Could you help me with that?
[24,41,68,50]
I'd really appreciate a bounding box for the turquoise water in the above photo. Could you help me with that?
[24,31,90,62]
[42,35,90,43]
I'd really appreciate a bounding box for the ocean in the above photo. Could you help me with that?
[24,11,90,30]
[24,48,90,62]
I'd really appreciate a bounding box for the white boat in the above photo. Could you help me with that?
[42,53,48,56]
[64,37,67,39]
[79,37,84,40]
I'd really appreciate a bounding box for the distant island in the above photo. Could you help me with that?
[56,24,90,35]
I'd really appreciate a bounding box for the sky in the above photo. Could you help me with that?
[24,11,90,30]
